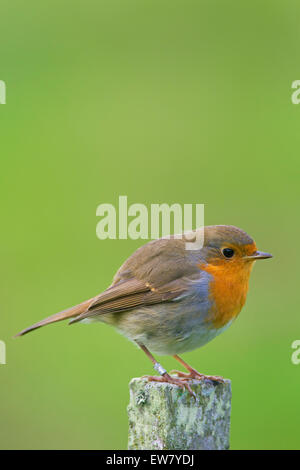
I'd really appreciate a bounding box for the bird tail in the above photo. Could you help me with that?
[15,297,94,337]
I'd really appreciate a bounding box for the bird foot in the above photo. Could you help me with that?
[170,368,224,383]
[143,373,196,398]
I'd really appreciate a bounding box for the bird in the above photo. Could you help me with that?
[16,225,272,396]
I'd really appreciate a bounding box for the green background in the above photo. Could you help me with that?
[1,0,299,450]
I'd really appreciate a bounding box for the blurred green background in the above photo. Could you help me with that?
[1,0,299,450]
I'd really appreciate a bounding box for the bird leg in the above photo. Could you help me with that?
[170,354,224,383]
[137,343,195,397]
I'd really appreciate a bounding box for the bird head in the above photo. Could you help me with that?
[198,225,272,269]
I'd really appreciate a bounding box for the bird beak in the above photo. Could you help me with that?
[244,251,273,260]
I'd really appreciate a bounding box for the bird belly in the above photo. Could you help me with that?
[99,293,234,356]
[127,313,234,355]
[173,318,233,354]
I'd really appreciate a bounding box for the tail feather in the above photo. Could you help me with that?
[15,297,94,337]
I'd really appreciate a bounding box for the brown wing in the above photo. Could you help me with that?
[17,235,201,335]
[69,277,188,324]
[70,236,201,323]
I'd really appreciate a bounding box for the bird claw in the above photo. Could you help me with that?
[143,373,196,398]
[170,369,224,383]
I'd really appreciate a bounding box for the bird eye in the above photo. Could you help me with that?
[222,248,235,258]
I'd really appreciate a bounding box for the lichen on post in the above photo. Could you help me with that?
[127,377,231,450]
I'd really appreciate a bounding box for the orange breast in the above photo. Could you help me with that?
[199,261,253,328]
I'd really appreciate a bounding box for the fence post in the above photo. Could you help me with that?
[128,377,231,450]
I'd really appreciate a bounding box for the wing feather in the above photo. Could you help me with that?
[69,278,188,324]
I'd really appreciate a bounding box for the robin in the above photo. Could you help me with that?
[16,225,272,396]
